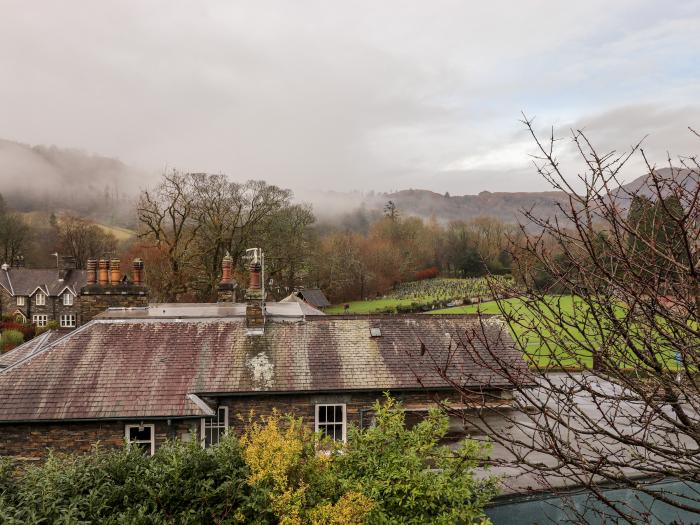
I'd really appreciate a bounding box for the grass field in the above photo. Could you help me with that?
[96,223,136,241]
[325,277,512,314]
[432,296,689,370]
[432,295,592,367]
[19,211,136,242]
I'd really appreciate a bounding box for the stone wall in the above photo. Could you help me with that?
[0,389,494,460]
[80,283,149,324]
[0,419,198,460]
[207,389,476,435]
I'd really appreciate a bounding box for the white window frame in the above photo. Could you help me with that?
[201,406,229,448]
[32,314,48,327]
[315,404,347,443]
[60,314,76,328]
[35,292,46,306]
[125,424,155,456]
[16,296,25,306]
[63,292,74,306]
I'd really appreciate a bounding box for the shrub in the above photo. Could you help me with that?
[414,267,439,281]
[333,396,498,524]
[0,330,24,352]
[0,398,497,524]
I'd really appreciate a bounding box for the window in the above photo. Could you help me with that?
[63,293,73,306]
[35,292,46,306]
[32,314,48,327]
[60,314,76,328]
[315,404,346,442]
[125,424,155,455]
[16,296,25,306]
[201,406,228,448]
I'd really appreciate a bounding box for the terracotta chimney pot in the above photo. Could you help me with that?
[86,259,97,285]
[98,259,109,285]
[221,252,233,284]
[132,258,144,285]
[110,258,120,285]
[249,261,261,290]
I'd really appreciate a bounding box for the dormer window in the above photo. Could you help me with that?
[16,296,25,306]
[35,292,46,306]
[63,293,74,306]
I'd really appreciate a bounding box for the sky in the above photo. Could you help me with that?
[1,1,700,196]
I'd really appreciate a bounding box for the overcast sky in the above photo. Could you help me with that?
[1,1,699,195]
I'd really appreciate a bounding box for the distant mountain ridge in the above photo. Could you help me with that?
[2,137,689,228]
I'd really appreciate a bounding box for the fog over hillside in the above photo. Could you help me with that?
[2,137,684,229]
[0,139,148,226]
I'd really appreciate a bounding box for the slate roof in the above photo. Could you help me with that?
[297,289,330,308]
[0,312,527,422]
[279,293,327,315]
[0,330,71,369]
[0,268,87,296]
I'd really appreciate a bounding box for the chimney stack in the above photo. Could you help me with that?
[245,249,265,335]
[80,256,149,324]
[58,255,77,281]
[110,258,121,284]
[217,252,237,302]
[86,259,97,285]
[132,258,144,285]
[98,259,109,285]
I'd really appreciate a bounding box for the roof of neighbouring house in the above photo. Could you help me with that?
[279,293,327,315]
[295,289,330,308]
[0,330,72,369]
[0,267,87,296]
[0,306,528,422]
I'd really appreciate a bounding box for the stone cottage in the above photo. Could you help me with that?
[0,257,528,459]
[0,256,148,328]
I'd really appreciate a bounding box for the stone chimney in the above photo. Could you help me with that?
[245,250,265,335]
[58,256,76,281]
[217,252,237,302]
[80,257,149,324]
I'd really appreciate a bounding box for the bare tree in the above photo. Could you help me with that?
[57,216,117,268]
[138,171,308,301]
[137,171,202,301]
[0,194,29,266]
[420,118,700,523]
[190,175,292,299]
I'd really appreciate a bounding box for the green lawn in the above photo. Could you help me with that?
[432,295,594,368]
[325,298,423,315]
[325,277,513,314]
[432,296,690,371]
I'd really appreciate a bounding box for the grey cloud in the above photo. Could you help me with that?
[0,1,699,198]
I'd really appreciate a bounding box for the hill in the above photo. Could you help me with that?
[0,139,143,227]
[3,137,690,229]
[381,188,571,223]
